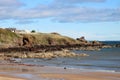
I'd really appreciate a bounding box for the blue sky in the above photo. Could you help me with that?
[0,0,120,41]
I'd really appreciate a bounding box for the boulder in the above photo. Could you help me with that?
[76,36,88,43]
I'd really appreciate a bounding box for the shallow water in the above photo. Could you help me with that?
[73,47,120,71]
[21,47,120,72]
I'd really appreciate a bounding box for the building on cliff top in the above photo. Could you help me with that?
[5,28,30,33]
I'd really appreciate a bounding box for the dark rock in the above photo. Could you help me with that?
[76,36,88,43]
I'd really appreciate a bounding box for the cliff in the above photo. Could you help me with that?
[0,29,19,47]
[0,29,80,47]
[0,29,103,51]
[0,29,103,59]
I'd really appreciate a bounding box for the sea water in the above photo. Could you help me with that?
[22,41,120,72]
[21,47,120,72]
[73,47,120,72]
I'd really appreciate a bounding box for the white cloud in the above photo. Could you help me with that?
[51,7,120,22]
[15,20,36,24]
[0,0,24,20]
[0,0,23,7]
[0,0,120,23]
[53,0,106,4]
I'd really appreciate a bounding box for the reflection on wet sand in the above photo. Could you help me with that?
[0,62,120,80]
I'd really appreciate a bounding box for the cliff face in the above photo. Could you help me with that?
[19,33,79,46]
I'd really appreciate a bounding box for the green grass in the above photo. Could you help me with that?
[0,29,19,44]
[21,32,79,45]
[0,29,80,47]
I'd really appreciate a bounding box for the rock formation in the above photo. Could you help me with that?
[3,50,89,60]
[76,36,88,43]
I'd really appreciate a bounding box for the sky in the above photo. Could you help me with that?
[0,0,120,41]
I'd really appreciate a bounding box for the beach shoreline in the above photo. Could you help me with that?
[0,63,120,80]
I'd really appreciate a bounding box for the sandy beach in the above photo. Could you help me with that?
[40,73,120,80]
[0,76,25,80]
[0,74,25,80]
[0,63,120,80]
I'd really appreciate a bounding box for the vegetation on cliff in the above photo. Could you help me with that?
[21,33,79,46]
[0,29,19,47]
[0,28,103,49]
[0,29,80,47]
[0,29,103,60]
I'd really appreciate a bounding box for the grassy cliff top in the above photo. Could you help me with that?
[0,29,18,44]
[21,32,79,45]
[0,29,80,47]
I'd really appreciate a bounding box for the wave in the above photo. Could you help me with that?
[75,64,120,68]
[54,66,119,73]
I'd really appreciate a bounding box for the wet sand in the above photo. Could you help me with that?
[40,72,120,80]
[0,63,120,80]
[0,74,26,80]
[0,77,25,80]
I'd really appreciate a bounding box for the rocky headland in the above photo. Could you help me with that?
[0,28,117,60]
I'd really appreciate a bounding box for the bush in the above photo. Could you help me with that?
[31,30,36,33]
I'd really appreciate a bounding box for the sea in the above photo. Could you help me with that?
[21,41,120,72]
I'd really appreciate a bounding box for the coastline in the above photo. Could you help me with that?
[0,46,120,80]
[0,63,120,80]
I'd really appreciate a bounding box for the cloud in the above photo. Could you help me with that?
[0,0,24,7]
[51,7,120,22]
[12,6,120,22]
[15,20,37,24]
[53,0,106,4]
[0,0,24,20]
[0,0,120,23]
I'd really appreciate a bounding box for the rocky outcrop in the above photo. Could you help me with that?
[115,44,120,47]
[102,45,112,48]
[3,50,89,60]
[76,46,101,51]
[91,40,102,46]
[22,35,36,46]
[76,36,88,43]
